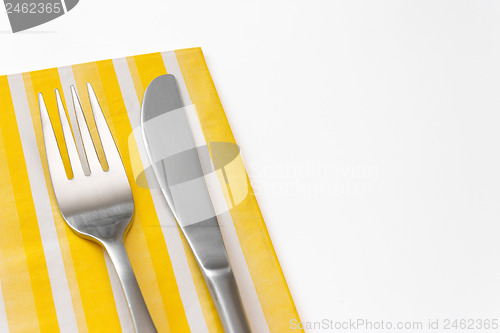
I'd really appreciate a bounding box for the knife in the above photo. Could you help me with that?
[141,74,251,333]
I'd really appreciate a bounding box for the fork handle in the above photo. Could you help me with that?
[103,238,157,333]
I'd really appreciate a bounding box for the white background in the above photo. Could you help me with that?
[1,1,500,332]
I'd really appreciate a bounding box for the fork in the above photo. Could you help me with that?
[38,83,157,333]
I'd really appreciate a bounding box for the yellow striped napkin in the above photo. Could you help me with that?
[0,48,302,333]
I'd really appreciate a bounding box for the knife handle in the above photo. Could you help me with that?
[205,268,252,333]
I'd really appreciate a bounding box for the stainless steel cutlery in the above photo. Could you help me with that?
[38,84,157,333]
[141,74,251,333]
[38,77,251,333]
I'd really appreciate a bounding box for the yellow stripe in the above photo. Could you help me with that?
[129,53,168,96]
[175,47,303,332]
[23,69,121,333]
[0,75,60,332]
[0,76,41,333]
[125,54,194,333]
[129,52,226,333]
[178,237,224,333]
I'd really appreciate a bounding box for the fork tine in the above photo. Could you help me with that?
[39,93,67,180]
[55,89,85,178]
[87,83,122,171]
[70,85,102,174]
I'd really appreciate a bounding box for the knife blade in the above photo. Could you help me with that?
[141,74,251,333]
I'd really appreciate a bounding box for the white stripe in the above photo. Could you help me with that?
[162,51,271,333]
[0,283,9,332]
[104,252,134,333]
[111,59,141,129]
[58,66,135,331]
[7,74,78,333]
[184,107,236,215]
[112,57,209,333]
